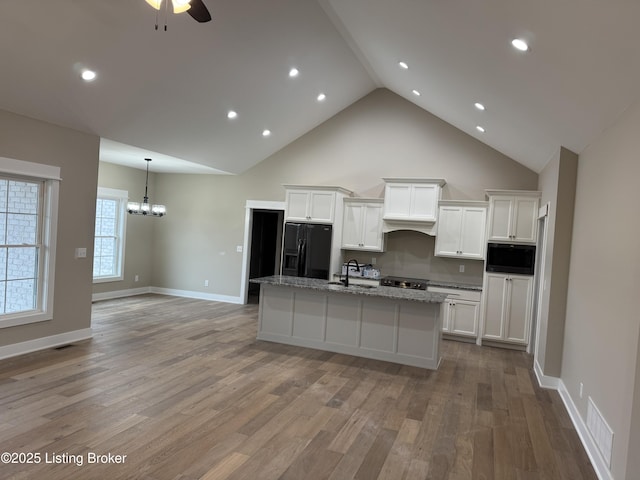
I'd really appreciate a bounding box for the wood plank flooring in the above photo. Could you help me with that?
[0,294,597,480]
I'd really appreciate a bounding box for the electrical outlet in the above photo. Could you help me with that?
[75,247,87,259]
[579,382,584,398]
[371,257,377,265]
[134,275,139,282]
[236,245,243,253]
[204,280,209,287]
[459,264,465,273]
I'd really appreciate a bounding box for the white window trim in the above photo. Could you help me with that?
[0,157,60,329]
[93,187,127,284]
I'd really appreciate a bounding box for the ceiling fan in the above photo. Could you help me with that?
[145,0,212,24]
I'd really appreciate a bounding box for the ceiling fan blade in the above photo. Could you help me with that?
[187,0,212,22]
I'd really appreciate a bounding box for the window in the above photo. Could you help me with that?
[93,187,127,283]
[0,156,59,329]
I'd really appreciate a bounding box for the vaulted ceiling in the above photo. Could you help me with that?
[2,0,640,174]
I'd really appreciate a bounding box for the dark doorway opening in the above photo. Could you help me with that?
[248,210,283,303]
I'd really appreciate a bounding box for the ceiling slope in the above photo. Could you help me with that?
[2,1,640,173]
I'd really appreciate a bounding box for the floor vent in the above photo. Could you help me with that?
[586,396,614,468]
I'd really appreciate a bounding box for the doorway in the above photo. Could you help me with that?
[240,200,285,304]
[248,210,283,302]
[531,203,549,358]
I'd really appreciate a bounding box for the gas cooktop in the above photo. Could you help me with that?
[379,276,428,290]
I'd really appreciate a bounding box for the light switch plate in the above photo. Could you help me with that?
[75,247,87,258]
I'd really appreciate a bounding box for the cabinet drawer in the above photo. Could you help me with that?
[427,286,481,302]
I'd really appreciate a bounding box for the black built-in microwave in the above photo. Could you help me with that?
[486,242,536,275]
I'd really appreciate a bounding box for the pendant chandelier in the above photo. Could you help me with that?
[127,158,166,217]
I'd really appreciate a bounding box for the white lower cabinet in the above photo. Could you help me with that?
[481,272,534,345]
[428,286,481,339]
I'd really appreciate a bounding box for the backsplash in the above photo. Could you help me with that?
[342,230,484,285]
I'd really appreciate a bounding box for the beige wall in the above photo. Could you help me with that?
[93,162,156,294]
[562,100,640,479]
[151,88,537,297]
[0,109,99,347]
[536,147,578,377]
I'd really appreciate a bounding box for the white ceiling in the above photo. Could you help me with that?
[2,0,640,174]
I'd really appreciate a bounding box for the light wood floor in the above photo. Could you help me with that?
[0,294,597,480]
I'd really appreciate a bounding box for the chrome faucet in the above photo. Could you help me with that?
[342,259,360,287]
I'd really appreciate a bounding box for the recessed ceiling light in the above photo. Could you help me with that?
[476,126,485,133]
[262,129,271,137]
[227,110,237,119]
[398,61,409,70]
[317,93,326,102]
[81,69,96,81]
[289,67,299,78]
[474,102,485,111]
[511,38,529,52]
[412,89,421,96]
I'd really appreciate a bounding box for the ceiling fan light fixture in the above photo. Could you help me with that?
[145,0,191,14]
[172,0,191,14]
[145,0,163,10]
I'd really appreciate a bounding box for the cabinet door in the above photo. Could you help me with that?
[341,203,364,249]
[308,191,335,223]
[410,184,438,221]
[482,273,507,340]
[285,190,310,221]
[513,197,539,243]
[504,275,533,343]
[450,300,479,337]
[383,183,412,219]
[488,197,513,241]
[459,207,486,259]
[361,203,384,250]
[435,206,462,257]
[441,301,452,333]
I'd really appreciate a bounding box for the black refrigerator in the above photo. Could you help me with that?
[282,222,332,279]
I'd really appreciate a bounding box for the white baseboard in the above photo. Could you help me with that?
[533,360,560,389]
[0,328,93,361]
[92,287,152,302]
[557,380,612,480]
[150,287,243,304]
[92,286,244,304]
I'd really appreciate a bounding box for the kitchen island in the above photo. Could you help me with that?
[250,275,448,369]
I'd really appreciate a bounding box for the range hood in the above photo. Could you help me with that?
[382,219,437,236]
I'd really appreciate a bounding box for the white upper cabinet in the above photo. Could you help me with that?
[284,186,351,224]
[486,190,540,243]
[382,178,446,223]
[435,201,487,260]
[341,199,385,251]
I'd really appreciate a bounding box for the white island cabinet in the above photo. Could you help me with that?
[252,276,447,370]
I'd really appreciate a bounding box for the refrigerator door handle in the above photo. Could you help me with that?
[296,239,304,276]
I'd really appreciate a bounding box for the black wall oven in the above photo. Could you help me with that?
[486,243,536,275]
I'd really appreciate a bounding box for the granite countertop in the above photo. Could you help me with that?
[251,275,448,304]
[426,280,483,292]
